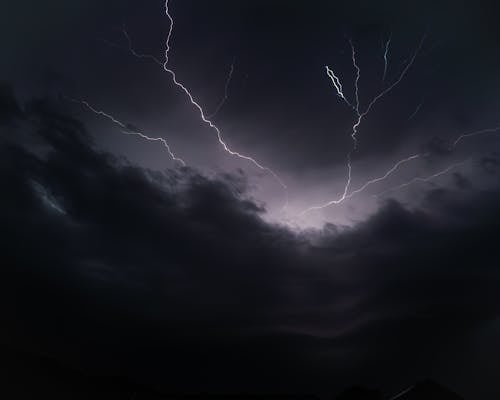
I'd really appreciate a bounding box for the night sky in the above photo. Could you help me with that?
[2,0,500,398]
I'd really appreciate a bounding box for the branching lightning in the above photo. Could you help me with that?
[358,33,427,126]
[374,161,466,197]
[299,154,421,216]
[160,1,287,192]
[360,121,500,199]
[300,34,427,216]
[119,1,288,207]
[208,58,235,119]
[68,98,186,166]
[84,3,500,222]
[373,124,500,198]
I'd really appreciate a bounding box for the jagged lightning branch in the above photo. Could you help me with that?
[382,34,391,81]
[299,154,421,215]
[408,101,423,120]
[346,34,426,192]
[374,160,466,197]
[301,34,427,215]
[357,121,500,199]
[452,125,500,148]
[68,98,186,166]
[119,5,288,209]
[351,39,362,117]
[346,154,421,198]
[357,32,427,128]
[325,66,353,108]
[301,119,500,213]
[159,0,287,194]
[208,58,236,119]
[322,41,362,211]
[375,124,500,198]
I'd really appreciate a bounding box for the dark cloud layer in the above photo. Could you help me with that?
[1,87,500,398]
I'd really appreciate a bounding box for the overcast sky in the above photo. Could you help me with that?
[2,0,500,398]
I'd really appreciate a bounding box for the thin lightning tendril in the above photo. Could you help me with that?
[452,126,500,148]
[161,1,286,193]
[408,101,423,120]
[120,130,186,166]
[208,58,235,119]
[374,126,500,197]
[375,161,466,197]
[325,66,353,108]
[301,34,427,216]
[118,2,288,209]
[358,33,427,128]
[86,8,500,219]
[351,40,361,117]
[354,121,500,200]
[69,98,186,166]
[299,154,421,216]
[382,35,391,81]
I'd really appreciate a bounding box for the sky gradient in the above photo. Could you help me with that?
[2,0,500,398]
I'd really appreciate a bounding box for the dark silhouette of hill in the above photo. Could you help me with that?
[386,380,464,400]
[2,346,165,399]
[1,347,465,400]
[334,385,382,399]
[1,346,321,399]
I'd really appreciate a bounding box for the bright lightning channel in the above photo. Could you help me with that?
[325,66,353,108]
[69,98,186,166]
[163,1,287,195]
[353,121,500,200]
[120,1,287,208]
[301,34,427,216]
[299,154,421,216]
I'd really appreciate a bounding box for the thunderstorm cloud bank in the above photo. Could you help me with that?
[1,85,500,397]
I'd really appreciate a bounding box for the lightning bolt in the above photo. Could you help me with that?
[325,66,353,108]
[301,33,427,216]
[119,1,288,207]
[208,58,236,119]
[357,32,427,127]
[68,98,186,166]
[408,101,423,120]
[374,161,466,197]
[452,125,500,148]
[348,121,500,200]
[161,1,286,191]
[351,39,362,118]
[382,34,391,81]
[373,123,500,198]
[299,154,421,216]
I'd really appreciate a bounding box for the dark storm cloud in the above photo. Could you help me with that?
[452,172,471,190]
[1,86,500,398]
[0,82,23,124]
[421,136,453,157]
[479,153,500,175]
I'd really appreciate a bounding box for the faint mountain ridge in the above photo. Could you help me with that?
[386,380,464,400]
